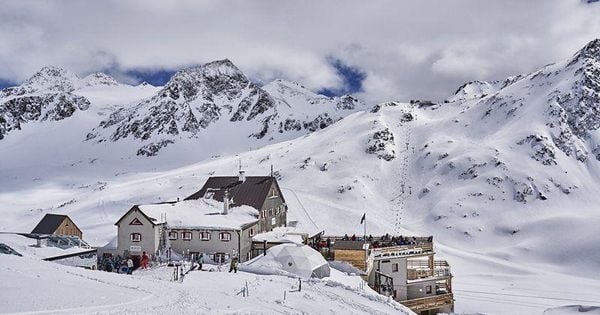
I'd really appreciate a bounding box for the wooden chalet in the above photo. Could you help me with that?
[31,214,82,238]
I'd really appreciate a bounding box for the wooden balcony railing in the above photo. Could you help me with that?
[400,293,454,312]
[406,260,451,280]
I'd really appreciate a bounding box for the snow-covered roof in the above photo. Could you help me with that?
[252,227,306,244]
[0,233,91,260]
[137,199,258,230]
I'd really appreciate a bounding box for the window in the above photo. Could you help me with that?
[129,218,143,225]
[130,233,141,242]
[271,217,276,226]
[249,228,255,237]
[182,232,192,240]
[168,231,178,240]
[200,231,211,241]
[220,232,231,242]
[392,263,399,272]
[426,285,432,294]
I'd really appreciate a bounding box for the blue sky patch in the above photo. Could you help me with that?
[0,78,16,90]
[318,59,366,97]
[121,68,178,86]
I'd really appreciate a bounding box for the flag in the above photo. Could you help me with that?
[360,213,366,224]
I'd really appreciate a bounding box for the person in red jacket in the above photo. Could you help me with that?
[141,251,149,269]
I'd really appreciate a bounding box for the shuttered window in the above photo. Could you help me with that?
[130,233,141,242]
[220,232,231,241]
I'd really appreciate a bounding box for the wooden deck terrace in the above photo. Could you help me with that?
[400,293,454,313]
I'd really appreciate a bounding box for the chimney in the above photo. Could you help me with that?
[238,170,246,182]
[223,189,230,215]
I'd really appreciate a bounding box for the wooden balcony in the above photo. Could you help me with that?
[407,260,451,281]
[400,293,454,312]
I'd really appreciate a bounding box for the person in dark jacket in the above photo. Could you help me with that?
[229,257,238,273]
[196,253,204,271]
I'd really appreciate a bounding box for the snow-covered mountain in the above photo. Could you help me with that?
[85,59,364,156]
[2,39,600,314]
[0,66,159,140]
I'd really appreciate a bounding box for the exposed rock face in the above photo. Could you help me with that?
[95,59,276,142]
[91,63,366,155]
[546,39,600,161]
[0,66,93,140]
[366,128,396,161]
[517,135,557,165]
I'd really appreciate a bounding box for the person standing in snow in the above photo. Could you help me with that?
[141,251,149,269]
[196,253,204,271]
[126,257,134,275]
[229,257,238,273]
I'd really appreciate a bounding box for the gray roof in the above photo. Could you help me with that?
[185,176,284,210]
[31,214,78,234]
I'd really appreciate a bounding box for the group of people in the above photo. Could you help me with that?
[310,233,431,252]
[340,234,376,242]
[101,251,149,275]
[372,234,420,248]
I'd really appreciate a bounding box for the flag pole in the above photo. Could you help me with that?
[363,212,367,272]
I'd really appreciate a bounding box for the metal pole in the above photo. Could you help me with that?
[364,212,367,272]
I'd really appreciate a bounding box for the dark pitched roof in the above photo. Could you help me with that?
[185,176,284,210]
[31,214,78,234]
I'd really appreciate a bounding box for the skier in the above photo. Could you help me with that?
[141,251,149,269]
[126,257,134,275]
[229,257,238,273]
[196,253,204,271]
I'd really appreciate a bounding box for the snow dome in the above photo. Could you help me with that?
[253,244,331,279]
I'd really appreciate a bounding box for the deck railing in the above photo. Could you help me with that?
[406,260,451,280]
[400,293,454,312]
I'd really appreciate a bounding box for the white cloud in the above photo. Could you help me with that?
[1,0,599,103]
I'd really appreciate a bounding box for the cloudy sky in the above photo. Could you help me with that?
[1,0,600,103]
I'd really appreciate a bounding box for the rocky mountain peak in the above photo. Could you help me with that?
[158,60,249,103]
[22,66,78,92]
[80,73,119,87]
[199,59,244,78]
